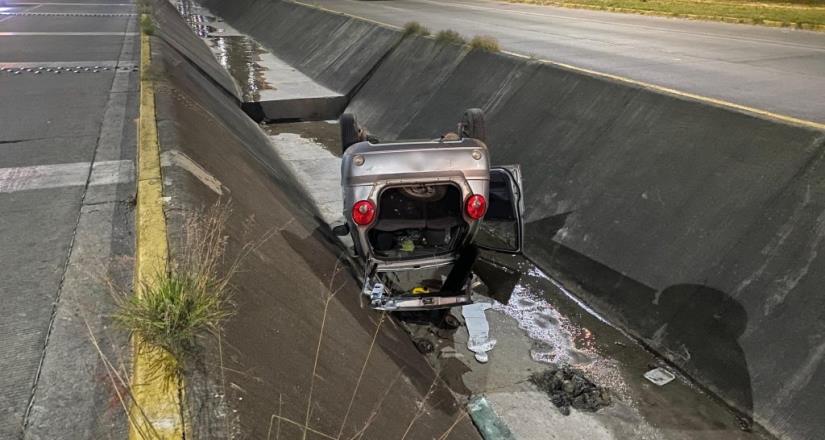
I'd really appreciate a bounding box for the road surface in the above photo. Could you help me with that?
[308,0,825,125]
[0,0,137,438]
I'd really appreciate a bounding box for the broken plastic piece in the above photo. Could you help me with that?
[463,302,496,363]
[370,283,385,304]
[644,367,676,386]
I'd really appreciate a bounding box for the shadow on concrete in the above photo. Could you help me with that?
[652,284,753,430]
[280,226,467,414]
[526,212,754,430]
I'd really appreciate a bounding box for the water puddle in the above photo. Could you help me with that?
[263,121,342,156]
[175,0,272,102]
[492,262,631,399]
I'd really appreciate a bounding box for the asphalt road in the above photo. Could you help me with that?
[0,1,137,438]
[308,0,825,125]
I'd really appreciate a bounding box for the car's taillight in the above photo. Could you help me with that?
[352,200,376,225]
[465,194,487,220]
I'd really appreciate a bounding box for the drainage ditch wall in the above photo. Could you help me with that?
[148,2,480,438]
[192,1,825,438]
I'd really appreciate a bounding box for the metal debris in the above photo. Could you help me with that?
[530,365,612,415]
[644,367,676,386]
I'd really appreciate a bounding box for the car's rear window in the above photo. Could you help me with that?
[368,184,466,260]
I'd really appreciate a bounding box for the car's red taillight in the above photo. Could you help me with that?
[465,194,487,220]
[352,200,376,225]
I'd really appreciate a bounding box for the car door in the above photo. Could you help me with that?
[472,165,525,304]
[475,165,525,253]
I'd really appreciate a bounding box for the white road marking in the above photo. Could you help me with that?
[0,160,133,193]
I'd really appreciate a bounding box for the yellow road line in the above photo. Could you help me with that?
[289,0,825,132]
[130,29,184,440]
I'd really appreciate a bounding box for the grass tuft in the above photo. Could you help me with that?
[402,21,431,36]
[434,30,466,45]
[115,203,237,378]
[469,35,501,52]
[140,14,155,36]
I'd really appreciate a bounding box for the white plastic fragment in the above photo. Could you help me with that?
[463,302,496,363]
[644,367,676,386]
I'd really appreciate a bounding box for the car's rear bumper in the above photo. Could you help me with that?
[371,294,472,311]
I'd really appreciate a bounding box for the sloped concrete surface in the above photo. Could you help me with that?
[149,11,481,439]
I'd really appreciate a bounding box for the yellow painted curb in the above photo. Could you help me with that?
[130,29,185,440]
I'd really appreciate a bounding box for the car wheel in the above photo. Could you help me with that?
[340,113,360,152]
[460,108,486,144]
[442,313,461,329]
[414,338,435,354]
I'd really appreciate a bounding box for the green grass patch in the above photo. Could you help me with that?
[403,21,431,36]
[140,14,155,36]
[435,29,466,45]
[508,0,825,28]
[470,35,501,52]
[115,203,239,379]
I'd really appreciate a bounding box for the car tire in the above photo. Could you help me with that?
[414,338,435,354]
[461,108,486,144]
[340,113,360,152]
[442,313,461,329]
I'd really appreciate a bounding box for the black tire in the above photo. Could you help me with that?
[340,113,360,152]
[460,108,486,144]
[442,313,461,329]
[414,338,435,354]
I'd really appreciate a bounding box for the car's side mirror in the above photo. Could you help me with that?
[475,166,524,254]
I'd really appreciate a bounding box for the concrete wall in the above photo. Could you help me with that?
[354,36,825,440]
[186,1,825,438]
[151,0,240,99]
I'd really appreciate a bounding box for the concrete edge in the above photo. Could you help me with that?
[129,29,184,440]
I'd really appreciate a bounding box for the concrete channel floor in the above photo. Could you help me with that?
[308,0,825,125]
[0,1,138,438]
[173,5,778,437]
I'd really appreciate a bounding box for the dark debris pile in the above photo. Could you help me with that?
[529,365,612,416]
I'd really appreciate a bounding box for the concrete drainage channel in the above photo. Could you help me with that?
[149,0,825,438]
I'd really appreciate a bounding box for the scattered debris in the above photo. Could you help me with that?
[463,302,497,363]
[467,396,516,440]
[530,365,611,415]
[644,367,676,386]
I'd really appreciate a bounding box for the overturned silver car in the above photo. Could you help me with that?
[337,109,525,311]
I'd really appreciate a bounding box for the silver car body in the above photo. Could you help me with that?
[341,137,523,311]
